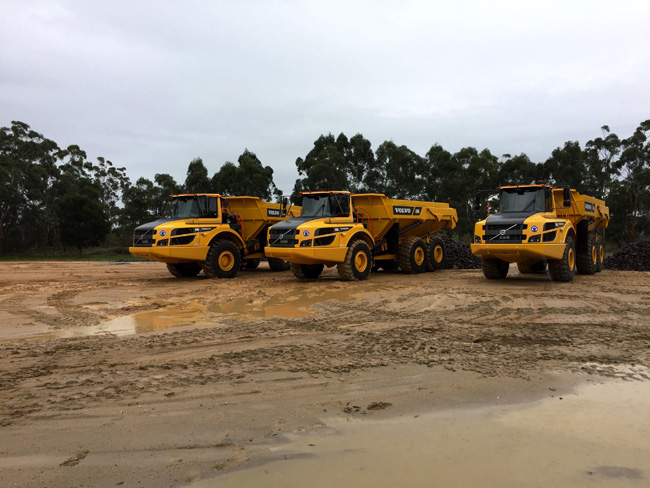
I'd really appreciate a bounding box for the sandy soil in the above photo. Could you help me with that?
[1,261,649,487]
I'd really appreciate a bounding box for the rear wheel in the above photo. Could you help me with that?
[166,263,202,277]
[596,241,604,272]
[399,236,427,274]
[268,257,290,271]
[548,236,577,282]
[202,239,241,278]
[576,232,597,275]
[425,236,446,271]
[338,240,372,281]
[290,263,324,280]
[482,258,509,279]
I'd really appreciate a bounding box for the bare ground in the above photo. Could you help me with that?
[0,261,649,487]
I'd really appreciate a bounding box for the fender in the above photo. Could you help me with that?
[209,229,245,250]
[345,230,374,248]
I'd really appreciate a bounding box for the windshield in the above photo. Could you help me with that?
[301,194,350,218]
[500,188,547,213]
[168,196,219,219]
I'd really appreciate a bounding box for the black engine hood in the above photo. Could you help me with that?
[486,211,536,225]
[134,218,176,232]
[270,216,320,232]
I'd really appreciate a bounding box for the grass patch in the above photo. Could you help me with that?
[0,247,146,262]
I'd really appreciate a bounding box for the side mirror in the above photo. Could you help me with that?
[562,186,571,208]
[473,194,481,212]
[155,199,163,217]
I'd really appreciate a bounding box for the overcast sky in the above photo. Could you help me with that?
[2,0,649,194]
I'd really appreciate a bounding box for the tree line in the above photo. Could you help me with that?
[1,119,648,254]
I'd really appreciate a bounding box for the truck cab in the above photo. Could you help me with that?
[266,191,363,267]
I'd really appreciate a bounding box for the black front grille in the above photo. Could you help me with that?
[133,229,156,247]
[484,224,525,244]
[269,229,298,248]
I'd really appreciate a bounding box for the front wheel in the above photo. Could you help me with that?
[482,258,509,279]
[202,239,241,278]
[548,236,577,282]
[338,240,372,281]
[166,263,202,277]
[290,263,324,280]
[268,257,291,272]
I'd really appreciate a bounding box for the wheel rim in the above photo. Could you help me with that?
[591,245,597,264]
[433,245,443,263]
[414,247,425,266]
[354,252,368,272]
[599,246,604,262]
[568,247,575,270]
[218,251,235,271]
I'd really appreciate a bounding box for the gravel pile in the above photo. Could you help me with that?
[440,236,482,269]
[603,240,650,271]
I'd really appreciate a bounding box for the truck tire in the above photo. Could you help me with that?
[425,236,446,271]
[244,258,261,269]
[517,261,547,274]
[482,258,509,279]
[338,240,372,281]
[290,263,323,280]
[202,239,241,278]
[268,257,290,271]
[548,236,577,282]
[399,236,427,274]
[576,232,597,275]
[596,242,604,272]
[166,263,202,277]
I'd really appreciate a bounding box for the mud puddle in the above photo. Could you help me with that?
[194,378,650,488]
[209,288,358,319]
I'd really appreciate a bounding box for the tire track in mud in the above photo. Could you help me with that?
[1,265,649,426]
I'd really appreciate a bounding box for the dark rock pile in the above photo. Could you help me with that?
[441,236,482,269]
[603,240,650,271]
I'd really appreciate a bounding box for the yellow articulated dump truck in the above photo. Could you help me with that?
[471,184,610,282]
[264,191,457,281]
[129,194,300,278]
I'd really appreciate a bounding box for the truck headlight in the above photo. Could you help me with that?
[300,240,312,247]
[474,235,481,243]
[528,235,541,243]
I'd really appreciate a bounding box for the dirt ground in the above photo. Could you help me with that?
[1,261,649,487]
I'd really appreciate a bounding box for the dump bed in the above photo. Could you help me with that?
[553,189,609,230]
[225,196,301,241]
[351,193,457,239]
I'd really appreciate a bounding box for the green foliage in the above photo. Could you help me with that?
[59,194,111,253]
[211,149,277,200]
[184,157,211,193]
[2,118,648,255]
[292,134,351,201]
